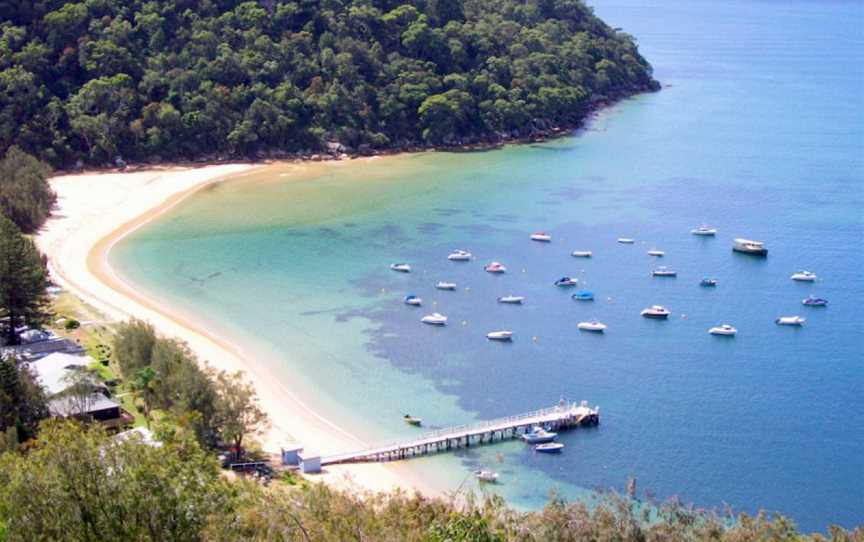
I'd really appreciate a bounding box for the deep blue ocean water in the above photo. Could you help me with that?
[112,0,863,531]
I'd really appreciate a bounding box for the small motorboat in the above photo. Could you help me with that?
[641,305,670,319]
[776,316,805,326]
[652,267,677,277]
[475,469,499,483]
[403,414,422,427]
[497,295,524,304]
[404,294,422,306]
[709,324,737,336]
[577,320,607,332]
[554,277,579,287]
[790,271,817,282]
[802,296,828,307]
[421,313,448,325]
[617,238,635,244]
[530,231,552,242]
[691,225,717,236]
[572,290,594,301]
[486,330,513,341]
[484,262,506,273]
[732,238,767,256]
[522,427,558,444]
[700,278,718,287]
[435,281,457,290]
[571,251,592,258]
[390,263,411,272]
[448,249,473,261]
[534,442,564,453]
[647,249,665,257]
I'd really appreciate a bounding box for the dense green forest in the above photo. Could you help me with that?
[0,0,658,167]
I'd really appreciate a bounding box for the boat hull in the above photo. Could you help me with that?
[732,247,768,257]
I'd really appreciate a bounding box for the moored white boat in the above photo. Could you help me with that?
[577,320,607,332]
[641,305,670,319]
[421,313,448,325]
[700,278,718,287]
[652,266,677,277]
[522,427,558,444]
[691,225,717,236]
[709,324,737,336]
[486,330,513,341]
[647,249,665,257]
[390,263,411,272]
[447,249,473,261]
[617,237,635,244]
[571,250,592,258]
[404,294,422,306]
[475,470,499,483]
[733,238,768,256]
[484,262,506,273]
[403,414,422,426]
[435,281,457,290]
[534,442,564,453]
[790,271,817,282]
[554,277,579,287]
[530,231,552,242]
[776,315,805,326]
[497,295,524,304]
[802,296,828,307]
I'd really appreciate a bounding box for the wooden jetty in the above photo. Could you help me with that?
[322,400,599,466]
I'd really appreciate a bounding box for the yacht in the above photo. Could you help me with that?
[486,330,513,341]
[577,320,607,332]
[700,278,718,287]
[733,238,768,256]
[521,427,558,444]
[554,277,579,287]
[647,249,665,257]
[497,295,524,304]
[641,305,670,319]
[390,263,411,272]
[475,470,499,483]
[691,225,717,236]
[448,249,473,261]
[435,281,457,290]
[403,294,422,306]
[572,290,594,301]
[484,262,506,273]
[421,313,448,325]
[802,296,828,307]
[531,232,552,242]
[709,324,737,336]
[571,251,592,258]
[776,316,805,326]
[534,442,565,453]
[652,267,677,277]
[790,271,817,282]
[617,238,635,244]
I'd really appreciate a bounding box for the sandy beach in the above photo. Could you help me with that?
[37,162,437,495]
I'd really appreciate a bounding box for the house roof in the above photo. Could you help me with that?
[29,353,94,395]
[114,427,162,448]
[49,393,119,417]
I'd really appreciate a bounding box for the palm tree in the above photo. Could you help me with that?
[131,367,157,428]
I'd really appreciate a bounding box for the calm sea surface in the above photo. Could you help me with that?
[112,0,863,531]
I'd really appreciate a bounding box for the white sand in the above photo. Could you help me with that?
[37,164,435,495]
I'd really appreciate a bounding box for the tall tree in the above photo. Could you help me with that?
[0,146,54,233]
[0,356,48,449]
[0,216,50,345]
[213,370,268,459]
[130,366,158,428]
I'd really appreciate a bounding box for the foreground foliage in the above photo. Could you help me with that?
[1,0,658,166]
[0,422,859,542]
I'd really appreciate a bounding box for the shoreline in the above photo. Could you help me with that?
[37,160,441,496]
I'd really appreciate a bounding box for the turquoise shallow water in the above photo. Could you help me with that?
[112,0,863,532]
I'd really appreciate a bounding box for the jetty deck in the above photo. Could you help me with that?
[322,401,599,466]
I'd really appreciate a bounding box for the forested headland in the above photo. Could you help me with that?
[1,0,659,168]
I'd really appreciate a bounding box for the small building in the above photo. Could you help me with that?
[1,337,85,362]
[281,445,303,466]
[298,451,321,474]
[49,393,133,430]
[27,352,96,396]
